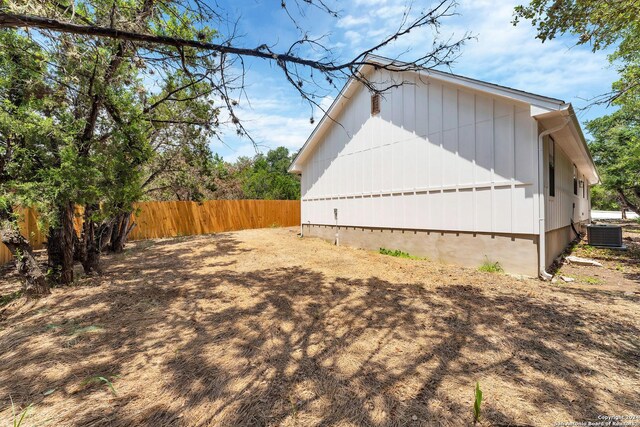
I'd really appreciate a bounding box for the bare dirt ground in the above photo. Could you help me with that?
[556,220,640,294]
[0,226,639,426]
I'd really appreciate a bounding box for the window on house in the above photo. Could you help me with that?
[581,177,585,198]
[573,164,578,195]
[549,137,555,197]
[371,93,380,115]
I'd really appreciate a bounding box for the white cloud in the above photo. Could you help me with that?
[319,95,334,112]
[353,0,388,5]
[212,92,316,161]
[337,15,371,28]
[439,1,616,107]
[343,30,363,45]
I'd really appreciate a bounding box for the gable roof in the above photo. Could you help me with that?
[289,55,598,183]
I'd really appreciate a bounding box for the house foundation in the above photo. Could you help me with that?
[302,224,539,276]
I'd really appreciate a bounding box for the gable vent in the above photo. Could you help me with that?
[371,93,380,115]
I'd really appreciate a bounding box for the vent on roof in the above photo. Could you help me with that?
[587,224,623,248]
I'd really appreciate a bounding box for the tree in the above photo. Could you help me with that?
[244,148,300,200]
[589,185,619,211]
[210,155,253,200]
[514,1,640,216]
[0,30,53,296]
[144,148,301,202]
[513,0,640,104]
[587,105,640,214]
[0,2,220,286]
[143,137,218,202]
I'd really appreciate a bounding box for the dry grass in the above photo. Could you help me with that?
[555,221,640,294]
[0,227,639,426]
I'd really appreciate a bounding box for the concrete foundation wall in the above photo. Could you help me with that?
[545,225,573,267]
[303,224,539,277]
[545,222,587,267]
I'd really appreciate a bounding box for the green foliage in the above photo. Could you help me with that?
[478,258,503,273]
[145,147,300,201]
[81,375,118,395]
[0,290,22,307]
[555,273,603,285]
[10,396,33,427]
[513,0,640,106]
[0,30,54,221]
[582,276,603,285]
[587,105,640,213]
[243,147,301,200]
[473,382,482,424]
[144,136,219,201]
[590,185,619,210]
[513,1,639,50]
[0,2,222,279]
[379,248,423,260]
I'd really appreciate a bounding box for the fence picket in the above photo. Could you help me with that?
[0,200,300,265]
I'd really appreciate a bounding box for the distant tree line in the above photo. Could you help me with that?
[145,146,300,202]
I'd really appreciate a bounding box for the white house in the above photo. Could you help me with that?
[289,55,598,277]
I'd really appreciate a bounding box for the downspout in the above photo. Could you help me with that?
[298,173,304,238]
[537,118,571,280]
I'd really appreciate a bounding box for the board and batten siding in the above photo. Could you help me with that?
[544,136,591,232]
[300,70,540,235]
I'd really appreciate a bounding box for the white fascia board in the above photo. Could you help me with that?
[417,68,566,112]
[365,54,566,111]
[530,104,564,118]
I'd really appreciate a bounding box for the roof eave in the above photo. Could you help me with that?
[567,105,600,184]
[533,104,599,185]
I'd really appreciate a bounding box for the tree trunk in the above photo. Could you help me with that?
[98,220,114,252]
[108,211,134,253]
[73,231,85,263]
[47,201,76,284]
[79,204,101,275]
[1,222,49,297]
[617,189,640,216]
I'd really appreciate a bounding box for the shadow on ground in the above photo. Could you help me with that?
[0,232,638,426]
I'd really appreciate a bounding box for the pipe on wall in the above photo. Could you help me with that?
[334,208,339,245]
[537,118,571,280]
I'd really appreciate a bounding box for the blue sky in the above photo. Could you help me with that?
[210,0,618,161]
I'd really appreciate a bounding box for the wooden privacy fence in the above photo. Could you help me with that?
[0,200,301,265]
[0,208,47,265]
[128,200,300,239]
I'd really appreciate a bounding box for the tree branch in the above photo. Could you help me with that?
[0,9,464,74]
